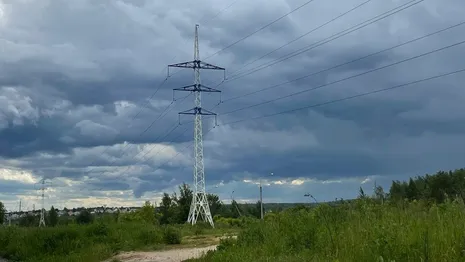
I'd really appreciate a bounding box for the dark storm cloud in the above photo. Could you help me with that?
[1,0,465,206]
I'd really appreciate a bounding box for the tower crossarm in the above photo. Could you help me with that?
[179,107,217,116]
[173,84,221,93]
[168,60,225,70]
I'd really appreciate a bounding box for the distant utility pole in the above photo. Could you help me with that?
[168,24,225,228]
[260,172,273,220]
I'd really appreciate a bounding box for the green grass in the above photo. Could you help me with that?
[0,222,167,262]
[0,219,240,262]
[189,198,465,262]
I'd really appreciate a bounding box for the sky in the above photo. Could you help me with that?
[1,0,465,211]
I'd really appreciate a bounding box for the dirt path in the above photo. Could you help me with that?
[112,245,216,262]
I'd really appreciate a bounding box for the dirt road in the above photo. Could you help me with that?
[111,245,216,262]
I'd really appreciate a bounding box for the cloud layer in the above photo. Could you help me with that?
[1,0,465,210]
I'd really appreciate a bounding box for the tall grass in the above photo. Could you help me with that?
[191,198,465,262]
[0,222,179,262]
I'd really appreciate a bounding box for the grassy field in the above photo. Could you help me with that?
[0,221,238,262]
[190,198,465,262]
[3,198,464,261]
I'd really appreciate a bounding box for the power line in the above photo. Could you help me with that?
[203,0,319,60]
[224,0,425,82]
[83,76,171,170]
[220,20,465,103]
[91,126,193,192]
[220,38,465,116]
[149,67,465,170]
[169,24,226,227]
[198,0,242,24]
[84,1,243,189]
[86,122,183,181]
[85,94,189,175]
[223,68,465,125]
[89,65,465,196]
[169,0,242,78]
[82,1,241,173]
[228,0,374,77]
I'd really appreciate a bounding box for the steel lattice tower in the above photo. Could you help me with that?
[39,179,46,227]
[168,24,225,227]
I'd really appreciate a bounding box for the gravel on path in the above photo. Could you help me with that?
[111,245,216,262]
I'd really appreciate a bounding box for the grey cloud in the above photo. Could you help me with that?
[1,0,465,205]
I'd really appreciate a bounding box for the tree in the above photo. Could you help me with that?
[389,180,407,201]
[176,183,193,223]
[159,193,174,225]
[0,201,5,225]
[139,201,157,224]
[374,185,386,204]
[207,194,222,217]
[19,214,38,227]
[406,178,418,200]
[76,209,93,224]
[48,206,58,227]
[358,187,366,199]
[249,201,261,219]
[230,200,242,218]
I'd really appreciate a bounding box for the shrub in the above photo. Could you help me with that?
[76,209,93,224]
[217,237,237,251]
[137,228,163,246]
[86,222,109,238]
[163,226,182,244]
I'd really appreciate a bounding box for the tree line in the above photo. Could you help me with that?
[0,182,265,227]
[388,168,465,203]
[2,168,464,227]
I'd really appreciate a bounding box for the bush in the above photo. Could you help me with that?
[76,209,93,225]
[0,223,169,262]
[137,229,162,245]
[163,226,182,244]
[86,222,109,238]
[217,237,237,251]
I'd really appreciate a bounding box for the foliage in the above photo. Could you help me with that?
[190,168,465,262]
[48,206,58,227]
[192,198,465,262]
[0,223,170,262]
[0,202,5,225]
[389,168,465,203]
[76,209,93,224]
[4,168,463,261]
[158,183,229,224]
[163,226,182,244]
[139,201,157,225]
[19,214,38,227]
[0,220,236,262]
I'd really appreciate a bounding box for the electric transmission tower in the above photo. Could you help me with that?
[168,24,225,227]
[35,178,51,227]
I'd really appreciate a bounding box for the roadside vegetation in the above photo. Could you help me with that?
[1,168,464,262]
[0,184,243,262]
[190,168,465,262]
